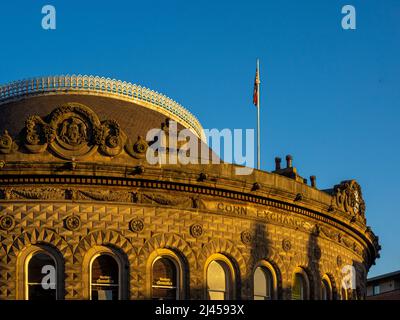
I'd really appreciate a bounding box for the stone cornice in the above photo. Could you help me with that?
[0,162,380,267]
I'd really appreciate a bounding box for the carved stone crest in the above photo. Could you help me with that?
[47,104,101,160]
[333,180,366,222]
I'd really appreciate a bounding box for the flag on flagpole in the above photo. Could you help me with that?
[253,61,260,107]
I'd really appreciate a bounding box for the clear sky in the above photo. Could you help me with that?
[0,0,399,277]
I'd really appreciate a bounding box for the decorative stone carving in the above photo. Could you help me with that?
[64,215,81,231]
[142,193,192,207]
[191,196,200,209]
[198,172,208,182]
[0,130,17,154]
[282,239,292,252]
[46,104,101,160]
[0,215,15,231]
[190,224,203,238]
[75,190,133,202]
[1,188,65,200]
[24,115,48,153]
[125,136,148,159]
[252,182,261,191]
[9,103,136,161]
[98,119,126,157]
[129,218,144,233]
[241,231,253,245]
[333,180,366,221]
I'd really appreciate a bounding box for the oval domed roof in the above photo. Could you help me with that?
[0,75,215,165]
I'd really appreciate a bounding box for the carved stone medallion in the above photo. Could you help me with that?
[130,218,144,233]
[48,103,101,160]
[241,231,253,245]
[282,239,292,252]
[64,215,81,231]
[190,224,203,238]
[0,215,15,231]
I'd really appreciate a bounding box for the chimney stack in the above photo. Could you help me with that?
[275,157,282,170]
[310,175,316,188]
[286,155,293,168]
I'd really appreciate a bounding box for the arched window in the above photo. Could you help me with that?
[292,268,309,300]
[26,252,57,300]
[321,279,330,300]
[207,260,232,300]
[253,267,273,300]
[292,274,305,300]
[90,254,120,300]
[152,257,179,300]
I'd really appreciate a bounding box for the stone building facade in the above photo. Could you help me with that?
[0,75,380,300]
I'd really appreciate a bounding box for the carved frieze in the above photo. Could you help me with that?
[2,103,140,161]
[0,188,65,200]
[74,190,133,202]
[141,193,192,207]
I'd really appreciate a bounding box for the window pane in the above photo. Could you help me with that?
[207,261,230,300]
[292,274,304,300]
[207,261,226,291]
[91,255,119,300]
[208,291,225,300]
[254,267,272,299]
[322,279,331,300]
[28,252,56,300]
[152,258,178,300]
[321,282,327,300]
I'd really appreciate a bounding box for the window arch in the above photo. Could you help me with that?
[291,267,310,300]
[205,254,236,300]
[90,254,120,300]
[17,245,64,300]
[27,252,56,300]
[321,276,332,300]
[83,246,128,300]
[146,248,186,300]
[253,261,278,300]
[151,257,179,300]
[253,267,272,300]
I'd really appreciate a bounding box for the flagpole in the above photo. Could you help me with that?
[257,59,260,170]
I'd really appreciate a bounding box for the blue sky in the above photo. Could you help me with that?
[0,0,399,277]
